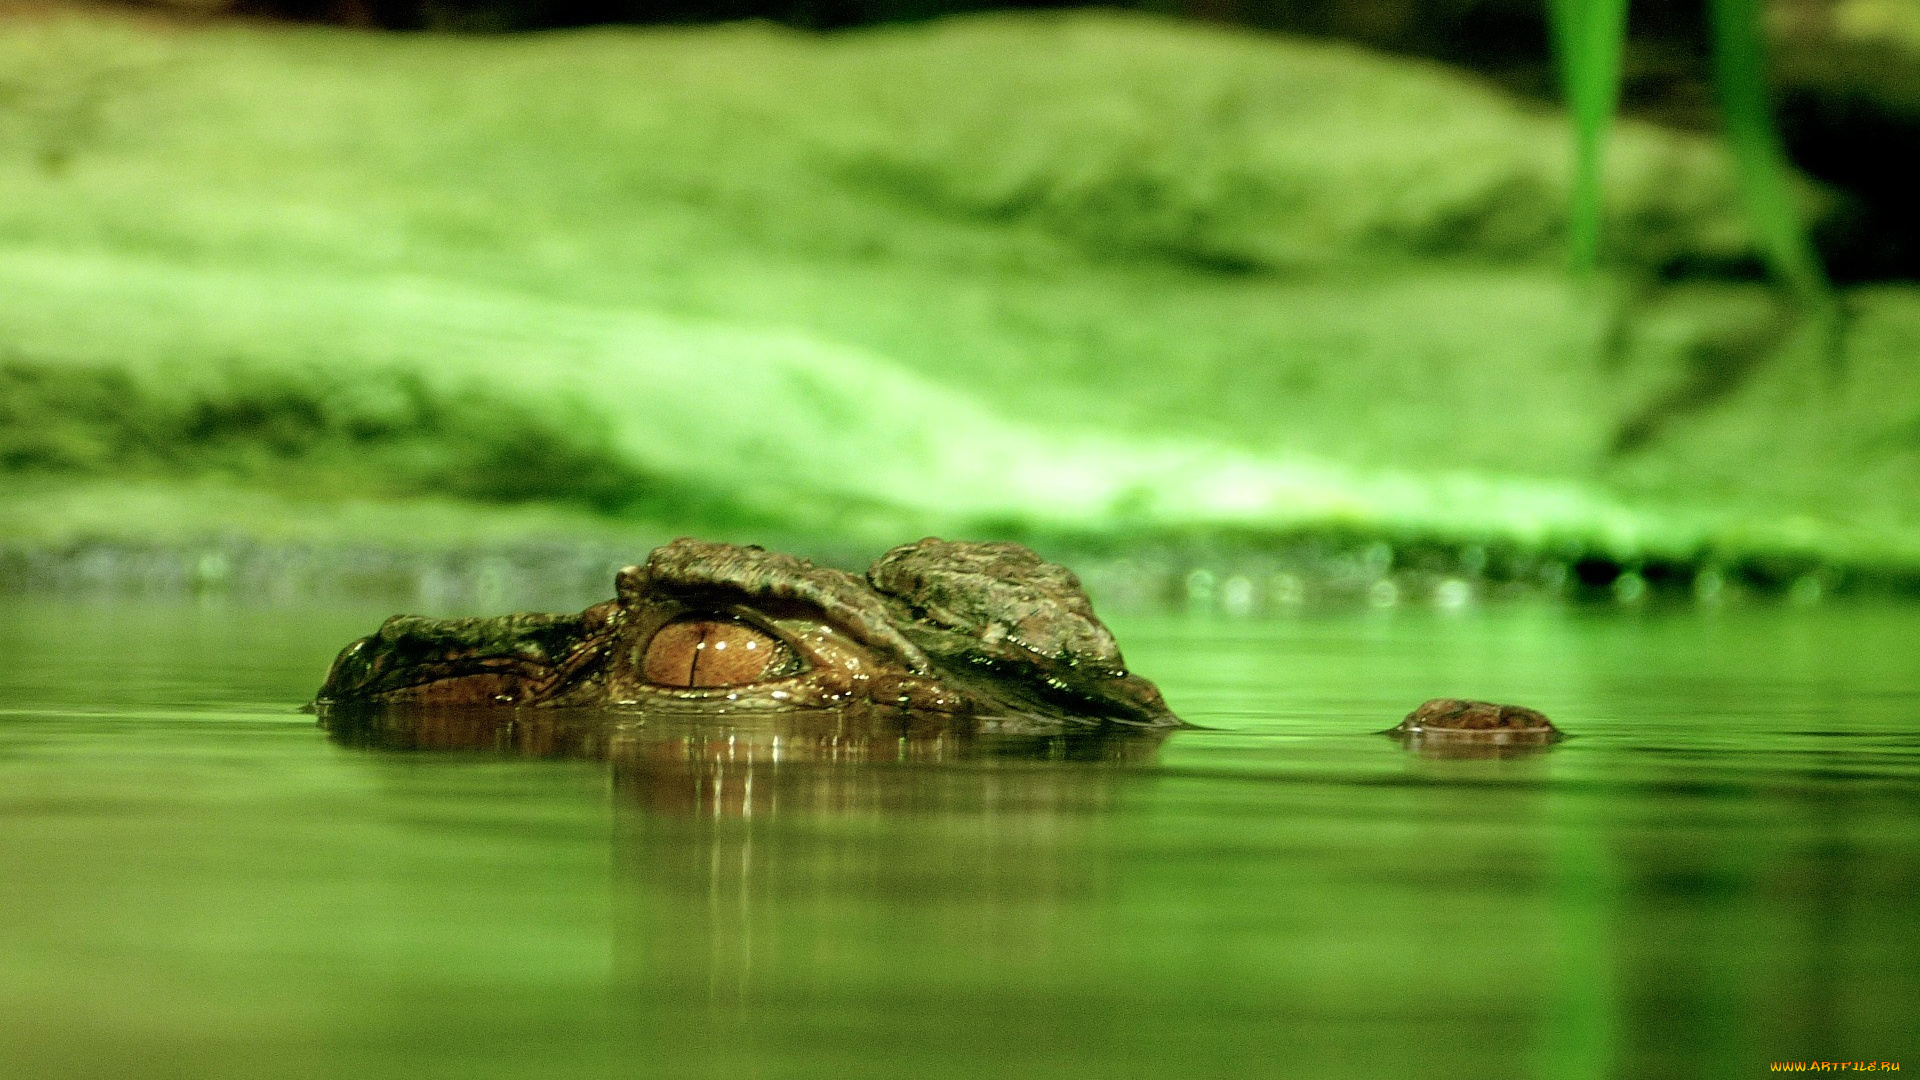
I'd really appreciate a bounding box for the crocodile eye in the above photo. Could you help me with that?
[641,616,803,688]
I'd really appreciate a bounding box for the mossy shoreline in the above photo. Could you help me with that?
[4,8,1920,601]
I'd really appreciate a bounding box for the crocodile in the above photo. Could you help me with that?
[315,537,1179,732]
[315,536,1559,744]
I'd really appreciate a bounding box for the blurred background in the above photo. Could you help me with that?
[5,0,1920,606]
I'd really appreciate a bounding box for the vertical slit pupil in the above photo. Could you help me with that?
[642,618,782,687]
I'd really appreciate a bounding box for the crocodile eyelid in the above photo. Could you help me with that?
[639,539,931,674]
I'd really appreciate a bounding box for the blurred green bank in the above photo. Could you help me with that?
[5,7,1920,590]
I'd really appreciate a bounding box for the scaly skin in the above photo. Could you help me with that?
[1388,696,1563,753]
[316,537,1560,742]
[315,538,1181,731]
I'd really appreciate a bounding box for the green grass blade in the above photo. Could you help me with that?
[1547,0,1630,275]
[1706,0,1834,313]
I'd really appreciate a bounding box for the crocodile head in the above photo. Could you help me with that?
[314,538,1180,733]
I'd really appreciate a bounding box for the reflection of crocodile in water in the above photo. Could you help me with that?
[320,705,1165,817]
[315,537,1559,743]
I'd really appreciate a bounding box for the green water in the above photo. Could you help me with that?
[1,600,1915,1078]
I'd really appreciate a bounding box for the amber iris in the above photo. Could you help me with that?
[641,618,787,688]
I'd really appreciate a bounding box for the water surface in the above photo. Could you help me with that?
[1,600,1915,1078]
